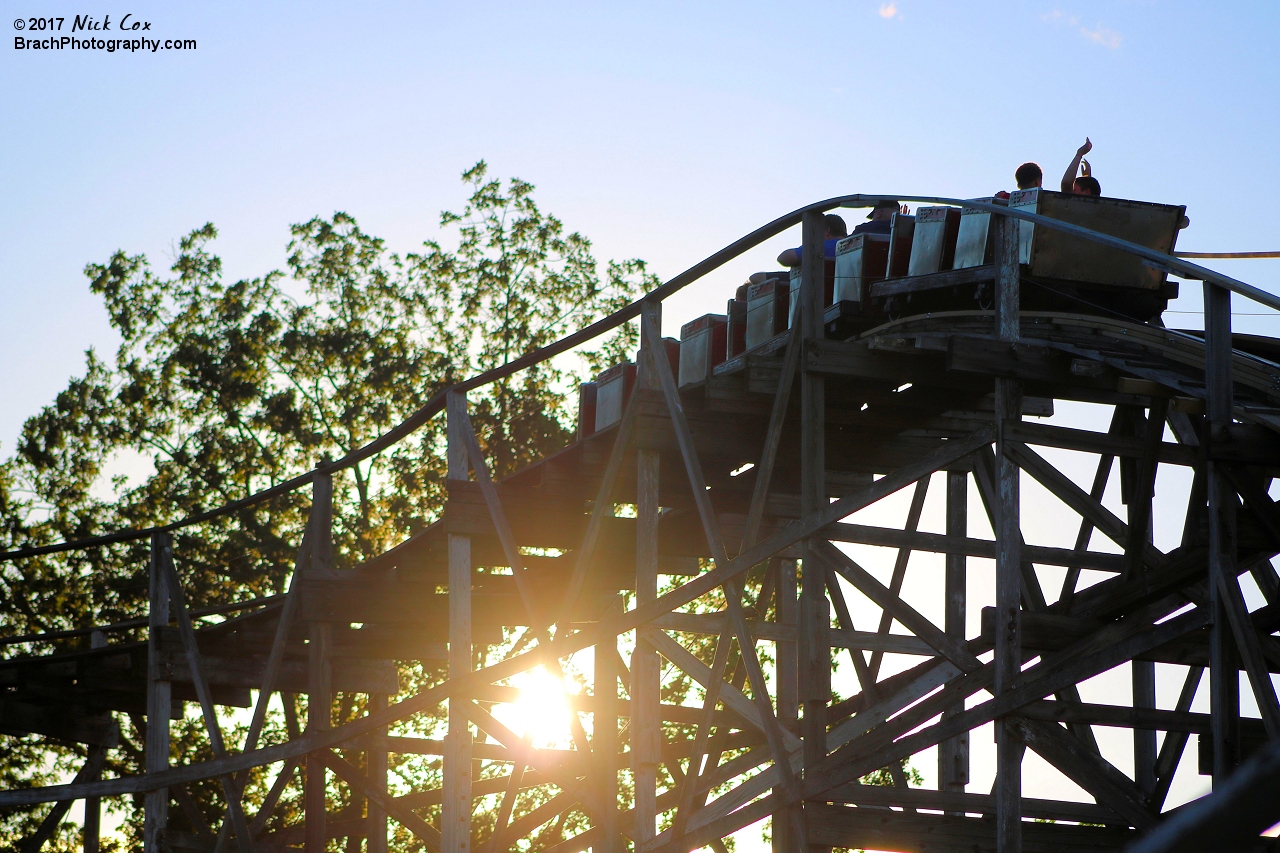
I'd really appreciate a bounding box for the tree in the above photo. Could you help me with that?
[0,162,654,851]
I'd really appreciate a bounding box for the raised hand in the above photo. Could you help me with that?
[1077,137,1093,157]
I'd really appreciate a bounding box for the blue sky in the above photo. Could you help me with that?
[5,0,1279,449]
[4,0,1280,842]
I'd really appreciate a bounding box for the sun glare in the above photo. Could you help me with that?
[497,667,575,749]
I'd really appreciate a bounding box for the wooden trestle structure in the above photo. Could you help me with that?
[5,196,1280,853]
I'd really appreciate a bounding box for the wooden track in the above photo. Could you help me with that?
[4,203,1280,853]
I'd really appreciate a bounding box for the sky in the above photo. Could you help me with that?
[5,0,1280,848]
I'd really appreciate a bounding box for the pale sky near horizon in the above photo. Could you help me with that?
[4,1,1280,847]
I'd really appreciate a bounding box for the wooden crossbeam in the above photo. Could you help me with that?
[161,548,253,853]
[1009,716,1158,830]
[319,750,442,853]
[18,749,107,853]
[641,307,806,845]
[0,427,998,810]
[742,321,800,552]
[1150,666,1204,812]
[658,601,1211,853]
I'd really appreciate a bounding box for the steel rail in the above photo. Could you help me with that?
[2,193,1276,564]
[1175,251,1280,259]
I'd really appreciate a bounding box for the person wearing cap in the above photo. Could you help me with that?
[851,199,903,235]
[776,213,849,267]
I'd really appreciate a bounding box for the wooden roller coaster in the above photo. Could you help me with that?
[4,192,1280,853]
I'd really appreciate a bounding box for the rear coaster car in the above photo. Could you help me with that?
[868,192,1187,325]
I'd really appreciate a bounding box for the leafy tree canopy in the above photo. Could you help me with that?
[0,162,653,849]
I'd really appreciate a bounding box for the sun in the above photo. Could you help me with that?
[497,666,575,749]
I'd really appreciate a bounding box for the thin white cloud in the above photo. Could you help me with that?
[1043,9,1122,49]
[1043,9,1080,26]
[1079,24,1122,49]
[879,2,899,19]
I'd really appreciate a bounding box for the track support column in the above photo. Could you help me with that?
[798,209,830,852]
[993,210,1023,853]
[305,467,334,853]
[145,542,171,853]
[85,630,107,853]
[940,470,969,801]
[632,299,663,844]
[1204,281,1241,786]
[774,557,799,853]
[445,392,474,853]
[594,601,620,853]
[367,692,388,853]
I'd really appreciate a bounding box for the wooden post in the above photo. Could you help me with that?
[774,558,798,853]
[632,299,662,844]
[993,211,1023,853]
[305,468,333,853]
[1133,488,1158,797]
[798,209,828,851]
[1204,281,1241,787]
[594,606,620,853]
[84,630,107,853]
[445,392,474,853]
[145,533,172,853]
[939,471,969,799]
[367,693,388,853]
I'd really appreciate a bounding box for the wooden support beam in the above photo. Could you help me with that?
[249,757,301,838]
[825,520,1127,573]
[1123,399,1170,581]
[320,750,442,852]
[744,322,800,552]
[1058,433,1115,608]
[867,476,930,680]
[641,304,807,846]
[805,803,1137,852]
[1007,440,1145,560]
[1205,280,1243,789]
[161,551,253,853]
[84,630,107,853]
[798,208,828,853]
[1126,400,1165,797]
[940,470,969,800]
[213,528,312,853]
[485,732,531,853]
[823,781,1128,825]
[0,428,996,814]
[145,533,172,853]
[1010,717,1159,831]
[306,469,334,853]
[640,627,800,752]
[593,614,620,853]
[19,750,108,853]
[367,693,388,853]
[776,559,799,730]
[1134,657,1158,797]
[633,299,662,845]
[816,541,982,673]
[444,392,473,853]
[1151,666,1204,812]
[459,700,608,823]
[554,391,637,637]
[824,569,880,704]
[665,604,1211,853]
[671,625,734,841]
[1124,737,1280,853]
[993,209,1022,853]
